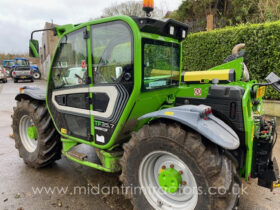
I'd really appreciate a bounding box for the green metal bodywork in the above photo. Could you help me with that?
[176,58,262,180]
[38,15,265,178]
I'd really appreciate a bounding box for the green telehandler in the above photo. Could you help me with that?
[12,1,280,209]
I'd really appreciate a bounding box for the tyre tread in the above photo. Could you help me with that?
[120,121,240,210]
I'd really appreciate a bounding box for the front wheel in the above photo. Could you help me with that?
[12,99,61,168]
[120,122,240,210]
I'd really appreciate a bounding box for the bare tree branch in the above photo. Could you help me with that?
[102,1,166,18]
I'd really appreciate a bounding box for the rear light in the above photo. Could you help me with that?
[201,107,212,120]
[30,71,33,76]
[12,71,16,76]
[205,108,212,116]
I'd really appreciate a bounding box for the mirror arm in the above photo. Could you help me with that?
[31,28,57,40]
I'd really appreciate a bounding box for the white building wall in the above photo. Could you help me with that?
[42,54,51,80]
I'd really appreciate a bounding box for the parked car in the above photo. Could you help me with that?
[12,59,33,83]
[2,60,15,77]
[0,66,8,83]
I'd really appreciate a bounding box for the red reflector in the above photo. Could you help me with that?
[205,108,212,115]
[30,71,33,76]
[261,130,269,134]
[12,71,16,76]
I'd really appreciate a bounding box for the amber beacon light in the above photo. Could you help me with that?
[143,0,154,17]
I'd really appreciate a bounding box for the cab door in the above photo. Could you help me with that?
[47,27,93,142]
[90,21,134,146]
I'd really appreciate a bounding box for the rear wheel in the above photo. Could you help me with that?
[12,99,61,168]
[33,72,41,80]
[120,122,240,210]
[14,79,18,83]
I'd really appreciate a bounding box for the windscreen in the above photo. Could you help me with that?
[6,61,15,66]
[15,59,29,66]
[142,38,180,90]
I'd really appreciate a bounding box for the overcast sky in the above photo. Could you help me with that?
[0,0,182,54]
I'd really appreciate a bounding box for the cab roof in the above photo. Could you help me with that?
[55,16,189,42]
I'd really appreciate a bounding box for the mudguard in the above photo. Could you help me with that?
[15,86,46,101]
[138,105,240,150]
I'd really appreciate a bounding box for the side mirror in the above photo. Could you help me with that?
[29,39,39,58]
[266,72,280,93]
[115,67,123,79]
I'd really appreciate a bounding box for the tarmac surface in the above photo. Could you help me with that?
[0,78,279,210]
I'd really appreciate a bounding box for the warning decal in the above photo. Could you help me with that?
[194,88,202,96]
[81,60,86,69]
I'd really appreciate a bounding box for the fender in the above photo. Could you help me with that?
[15,86,46,101]
[138,105,240,150]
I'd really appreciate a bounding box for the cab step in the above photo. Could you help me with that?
[62,139,122,173]
[68,150,88,161]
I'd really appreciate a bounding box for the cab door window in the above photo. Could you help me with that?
[51,28,88,89]
[91,21,133,83]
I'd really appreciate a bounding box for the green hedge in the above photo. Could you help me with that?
[182,21,280,100]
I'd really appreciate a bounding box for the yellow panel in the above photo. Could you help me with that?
[256,86,266,98]
[184,69,230,82]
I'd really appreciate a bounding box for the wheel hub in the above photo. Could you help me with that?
[27,126,38,139]
[158,167,182,193]
[19,115,38,152]
[139,151,198,209]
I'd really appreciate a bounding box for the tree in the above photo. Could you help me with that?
[258,0,280,22]
[102,1,165,18]
[170,0,279,32]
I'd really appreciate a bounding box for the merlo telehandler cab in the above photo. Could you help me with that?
[12,1,280,209]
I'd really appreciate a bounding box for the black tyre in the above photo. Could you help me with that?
[33,72,41,80]
[14,79,18,83]
[120,121,240,210]
[10,70,14,77]
[12,99,61,168]
[31,78,34,83]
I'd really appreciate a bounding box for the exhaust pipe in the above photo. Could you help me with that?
[232,43,245,56]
